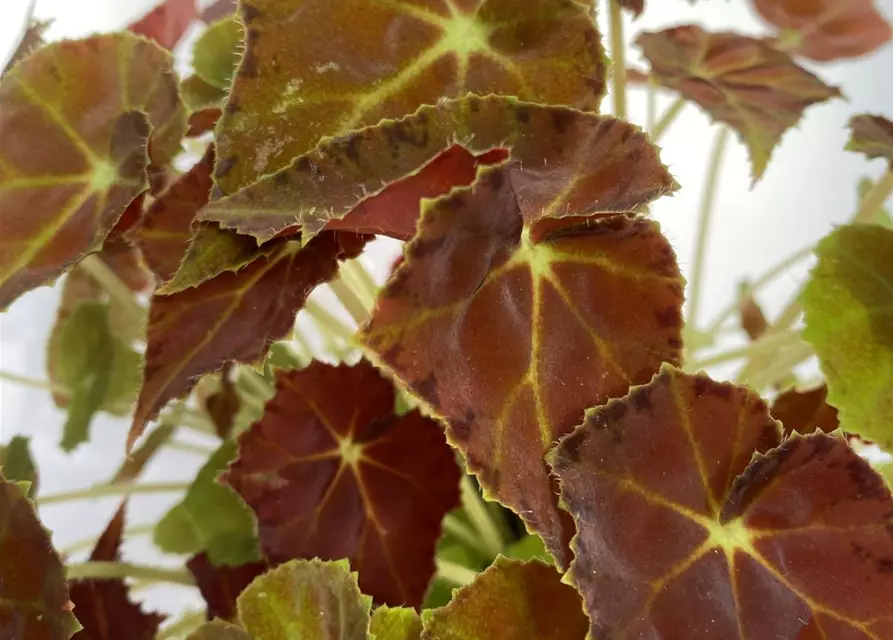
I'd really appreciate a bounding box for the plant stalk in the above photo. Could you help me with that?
[608,0,627,119]
[66,561,195,586]
[304,299,357,344]
[0,370,67,395]
[61,524,155,556]
[329,276,370,326]
[460,476,504,559]
[650,97,686,143]
[687,330,805,371]
[436,558,479,586]
[38,481,190,505]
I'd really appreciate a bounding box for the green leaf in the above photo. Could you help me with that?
[237,559,371,640]
[193,17,243,90]
[877,462,893,488]
[371,606,421,640]
[801,223,893,450]
[181,74,229,111]
[154,441,261,566]
[503,534,549,563]
[186,620,253,640]
[0,474,81,639]
[0,436,39,498]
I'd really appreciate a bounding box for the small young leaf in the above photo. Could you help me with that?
[848,114,893,167]
[192,17,242,90]
[70,503,166,639]
[0,474,80,639]
[0,436,39,497]
[237,559,371,639]
[421,557,588,640]
[214,0,607,194]
[223,360,461,608]
[770,384,840,437]
[186,553,267,621]
[186,620,253,640]
[0,33,186,308]
[550,367,893,637]
[801,223,893,450]
[753,0,892,62]
[637,26,840,181]
[154,441,261,566]
[737,282,768,341]
[371,606,422,640]
[128,0,199,50]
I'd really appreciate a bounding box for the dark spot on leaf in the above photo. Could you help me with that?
[416,374,438,405]
[852,542,871,561]
[515,105,531,123]
[655,306,681,329]
[225,100,241,115]
[846,459,888,501]
[215,156,238,178]
[604,401,628,423]
[242,3,260,22]
[633,389,652,411]
[240,31,260,78]
[273,171,289,186]
[551,110,574,135]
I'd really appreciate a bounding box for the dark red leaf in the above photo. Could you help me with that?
[848,114,893,167]
[186,553,267,622]
[187,109,222,137]
[129,0,199,50]
[771,384,840,436]
[205,364,241,439]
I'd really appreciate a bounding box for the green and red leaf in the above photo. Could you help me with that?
[847,114,893,167]
[0,33,186,309]
[637,26,841,181]
[214,0,607,194]
[360,155,682,565]
[771,384,840,437]
[550,366,893,638]
[223,360,461,608]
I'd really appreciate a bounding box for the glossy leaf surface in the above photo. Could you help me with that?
[154,441,260,566]
[0,474,79,639]
[130,231,368,449]
[361,163,683,565]
[421,557,587,640]
[186,553,267,621]
[550,367,893,638]
[0,33,185,308]
[371,606,422,640]
[224,360,461,608]
[203,96,675,242]
[129,0,199,50]
[801,223,893,450]
[637,26,840,180]
[0,436,38,498]
[70,504,165,640]
[753,0,892,61]
[771,384,840,436]
[848,114,893,167]
[214,0,606,194]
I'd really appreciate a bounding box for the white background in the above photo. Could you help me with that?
[1,0,892,627]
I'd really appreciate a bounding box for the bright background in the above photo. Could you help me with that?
[2,0,892,628]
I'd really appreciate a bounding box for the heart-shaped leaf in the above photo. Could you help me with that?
[637,26,840,181]
[360,157,683,565]
[848,114,893,167]
[550,366,893,637]
[223,360,461,607]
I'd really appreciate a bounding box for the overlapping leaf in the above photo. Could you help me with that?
[360,156,683,565]
[192,17,242,91]
[224,360,461,607]
[202,0,238,23]
[69,504,165,640]
[0,436,38,497]
[801,223,893,450]
[372,606,422,640]
[550,366,893,638]
[186,553,267,621]
[637,26,840,180]
[187,620,252,640]
[214,0,606,194]
[0,33,186,309]
[202,96,674,242]
[129,231,368,449]
[0,474,79,639]
[771,384,840,436]
[205,364,241,439]
[129,0,198,50]
[848,114,893,167]
[2,17,48,78]
[421,557,587,640]
[753,0,892,61]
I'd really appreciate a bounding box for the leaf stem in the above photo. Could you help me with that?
[38,481,190,505]
[340,259,379,310]
[460,476,504,559]
[0,369,67,395]
[66,561,195,586]
[608,0,627,119]
[79,255,145,328]
[329,276,370,326]
[687,127,730,330]
[304,299,357,344]
[442,513,488,555]
[61,524,155,556]
[853,169,893,223]
[646,77,657,132]
[436,558,478,586]
[686,330,805,371]
[650,97,686,143]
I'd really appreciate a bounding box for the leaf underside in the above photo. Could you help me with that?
[848,114,893,167]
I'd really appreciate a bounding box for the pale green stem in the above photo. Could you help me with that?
[687,127,730,331]
[442,514,488,555]
[167,439,216,456]
[38,481,190,505]
[650,97,686,143]
[61,524,155,556]
[646,78,658,132]
[291,325,316,362]
[853,169,893,223]
[66,561,195,586]
[436,558,478,587]
[686,330,804,372]
[239,366,273,399]
[608,0,627,119]
[304,299,357,343]
[330,276,369,326]
[738,341,814,390]
[156,611,207,640]
[460,476,504,559]
[79,255,145,328]
[164,403,217,436]
[0,370,67,395]
[340,259,379,310]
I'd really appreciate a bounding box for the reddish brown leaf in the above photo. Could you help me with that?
[2,18,49,77]
[129,147,215,283]
[187,553,268,621]
[771,384,840,436]
[187,109,222,137]
[129,231,369,450]
[223,360,461,608]
[97,237,153,293]
[70,504,165,639]
[360,157,683,566]
[738,282,768,341]
[129,0,199,50]
[616,0,645,17]
[550,367,893,638]
[637,26,841,180]
[205,364,241,439]
[201,0,238,23]
[753,0,892,61]
[214,0,607,195]
[847,114,893,167]
[626,67,650,84]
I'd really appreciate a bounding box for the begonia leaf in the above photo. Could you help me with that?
[202,0,238,23]
[753,0,892,62]
[801,223,893,451]
[0,436,39,498]
[738,283,768,341]
[420,557,588,640]
[205,364,241,439]
[112,423,175,483]
[637,26,840,181]
[129,231,368,449]
[237,559,372,639]
[360,159,683,565]
[371,606,422,640]
[193,17,242,91]
[2,17,49,78]
[186,620,253,640]
[154,441,261,566]
[69,503,165,640]
[848,114,893,167]
[187,108,223,137]
[224,360,461,607]
[181,74,229,111]
[771,384,840,436]
[128,0,198,50]
[0,33,186,309]
[214,0,607,194]
[202,96,674,242]
[550,366,893,638]
[186,553,267,622]
[0,473,80,639]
